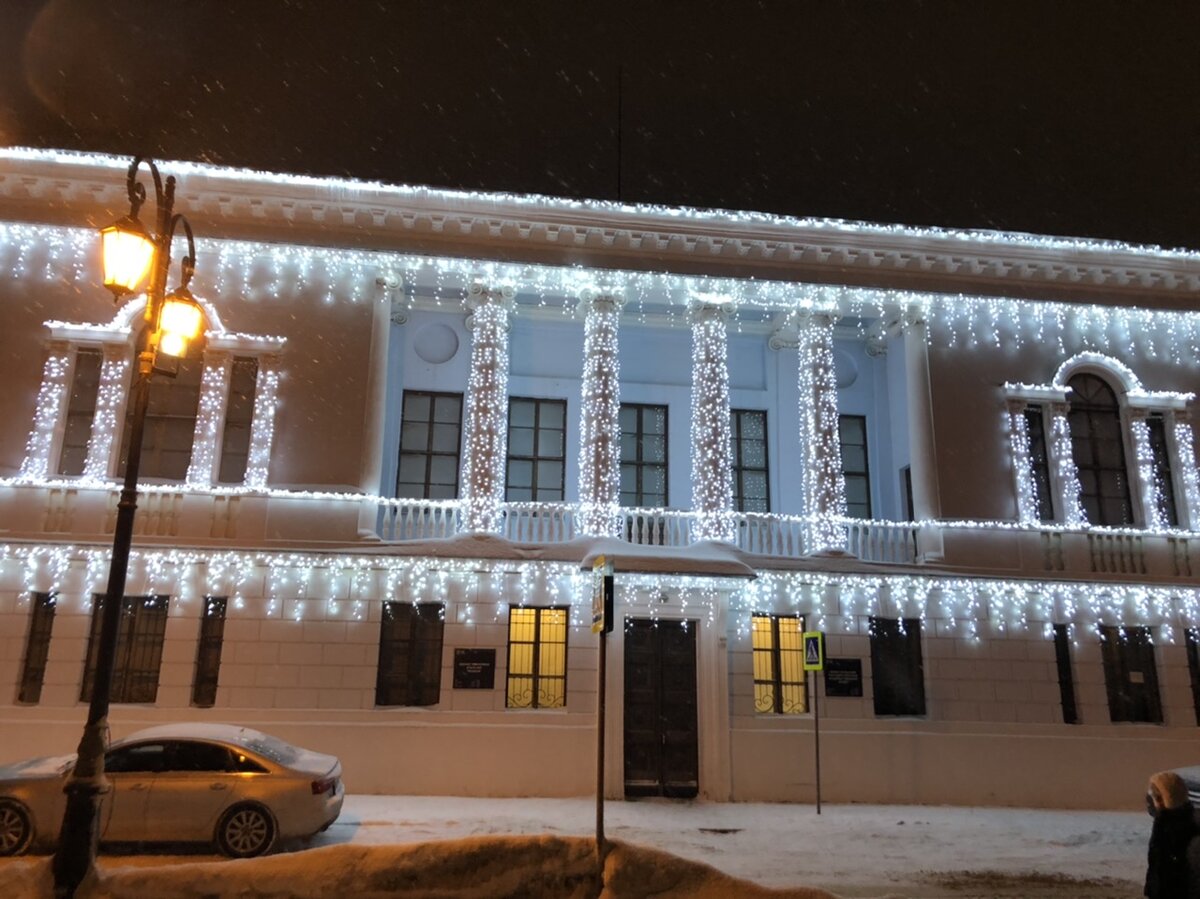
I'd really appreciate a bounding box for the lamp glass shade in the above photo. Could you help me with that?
[99,218,155,295]
[157,295,205,358]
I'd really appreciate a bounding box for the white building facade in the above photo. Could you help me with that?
[0,148,1198,808]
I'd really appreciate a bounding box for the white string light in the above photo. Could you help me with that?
[577,291,623,537]
[459,283,512,533]
[20,346,71,479]
[689,300,735,542]
[185,353,231,487]
[796,311,847,552]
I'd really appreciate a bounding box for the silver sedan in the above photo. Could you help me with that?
[0,723,343,858]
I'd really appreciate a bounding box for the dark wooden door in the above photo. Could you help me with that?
[623,618,699,798]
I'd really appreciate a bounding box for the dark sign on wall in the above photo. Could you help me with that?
[823,658,863,697]
[453,648,496,689]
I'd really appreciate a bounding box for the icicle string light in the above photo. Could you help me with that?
[576,291,623,537]
[186,353,231,487]
[244,360,280,488]
[690,300,736,542]
[1006,405,1039,524]
[1048,406,1086,526]
[81,347,131,480]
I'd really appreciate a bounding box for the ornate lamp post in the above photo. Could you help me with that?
[52,157,206,897]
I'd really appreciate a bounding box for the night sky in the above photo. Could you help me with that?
[1,0,1197,249]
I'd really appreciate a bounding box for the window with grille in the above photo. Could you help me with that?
[376,602,445,706]
[1024,406,1056,522]
[506,397,567,501]
[619,404,668,507]
[1052,624,1078,724]
[217,358,259,484]
[18,592,57,704]
[869,617,925,716]
[839,415,871,519]
[1067,373,1133,526]
[118,358,204,481]
[57,349,103,477]
[191,597,228,707]
[1146,414,1179,527]
[81,594,169,704]
[506,607,568,709]
[751,613,806,714]
[731,410,769,513]
[1100,625,1162,723]
[396,391,462,499]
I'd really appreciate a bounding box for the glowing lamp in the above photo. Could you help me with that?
[157,289,205,358]
[99,215,155,298]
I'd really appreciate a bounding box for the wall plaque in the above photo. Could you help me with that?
[453,648,496,689]
[823,658,863,697]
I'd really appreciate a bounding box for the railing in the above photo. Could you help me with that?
[622,508,695,546]
[376,500,460,541]
[502,504,576,543]
[844,519,920,564]
[737,513,805,557]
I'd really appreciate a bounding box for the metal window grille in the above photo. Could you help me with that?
[1024,406,1057,522]
[81,594,169,704]
[57,348,103,477]
[1146,415,1180,527]
[619,403,668,507]
[1052,623,1079,724]
[396,391,463,500]
[18,592,57,704]
[869,616,926,716]
[506,606,568,709]
[376,602,445,706]
[1100,625,1163,723]
[505,397,567,502]
[217,357,259,483]
[751,613,806,714]
[1067,374,1134,526]
[839,414,872,519]
[118,356,204,481]
[191,596,228,707]
[731,409,769,513]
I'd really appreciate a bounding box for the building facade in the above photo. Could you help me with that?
[0,148,1198,809]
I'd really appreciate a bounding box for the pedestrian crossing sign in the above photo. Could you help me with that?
[802,631,824,671]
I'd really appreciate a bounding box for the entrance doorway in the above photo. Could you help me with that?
[623,618,699,798]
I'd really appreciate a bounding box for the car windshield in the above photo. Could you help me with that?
[239,733,301,765]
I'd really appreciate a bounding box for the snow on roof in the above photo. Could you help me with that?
[116,722,269,747]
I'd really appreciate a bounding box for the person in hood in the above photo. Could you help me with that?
[1144,770,1200,898]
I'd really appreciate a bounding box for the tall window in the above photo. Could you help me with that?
[1187,628,1200,726]
[57,349,102,477]
[506,397,567,501]
[118,358,204,480]
[620,404,668,507]
[1024,406,1056,522]
[81,595,169,704]
[376,602,445,706]
[869,617,925,716]
[396,391,462,499]
[751,613,806,714]
[839,415,871,519]
[191,596,228,707]
[731,409,769,513]
[18,592,57,704]
[1052,624,1079,724]
[1146,414,1179,527]
[1067,374,1133,526]
[217,358,259,484]
[506,607,568,709]
[1099,626,1162,724]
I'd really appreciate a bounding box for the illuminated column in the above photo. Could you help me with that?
[185,350,232,487]
[1005,399,1039,524]
[577,290,623,537]
[1128,409,1163,529]
[460,281,514,533]
[20,341,72,479]
[902,306,943,559]
[243,353,281,489]
[797,309,847,554]
[1047,400,1085,526]
[1169,411,1200,529]
[690,298,735,543]
[83,341,134,480]
[357,285,395,535]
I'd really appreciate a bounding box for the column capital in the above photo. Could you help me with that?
[902,303,929,329]
[465,281,514,331]
[687,294,734,323]
[579,287,625,312]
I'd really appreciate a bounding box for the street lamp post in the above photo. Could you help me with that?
[52,157,207,897]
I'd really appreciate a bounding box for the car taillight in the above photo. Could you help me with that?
[312,777,336,795]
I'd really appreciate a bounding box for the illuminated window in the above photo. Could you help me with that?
[619,403,668,507]
[81,594,169,704]
[396,391,462,499]
[191,596,227,708]
[506,607,568,708]
[57,348,102,477]
[1099,626,1162,723]
[731,409,769,513]
[506,397,566,501]
[376,602,445,706]
[18,592,57,704]
[751,613,806,714]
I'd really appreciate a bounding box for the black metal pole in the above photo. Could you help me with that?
[814,668,822,815]
[596,628,607,850]
[52,160,173,898]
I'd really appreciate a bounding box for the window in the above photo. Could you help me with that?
[166,741,235,772]
[900,466,914,520]
[18,592,57,704]
[506,607,568,708]
[105,743,166,773]
[191,597,228,708]
[1187,628,1200,726]
[117,358,204,481]
[506,397,567,501]
[376,602,445,706]
[869,617,925,716]
[839,415,871,519]
[217,357,259,483]
[751,613,806,713]
[1024,406,1056,522]
[1052,624,1078,725]
[1099,626,1162,723]
[396,391,462,499]
[81,594,169,704]
[731,410,769,513]
[1146,414,1179,527]
[57,349,102,477]
[619,404,668,507]
[1067,374,1133,526]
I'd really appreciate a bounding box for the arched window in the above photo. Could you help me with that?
[1067,373,1133,526]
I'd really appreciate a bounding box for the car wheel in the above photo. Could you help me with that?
[0,800,33,856]
[216,804,275,858]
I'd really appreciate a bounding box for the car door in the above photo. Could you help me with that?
[101,742,164,842]
[144,741,240,842]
